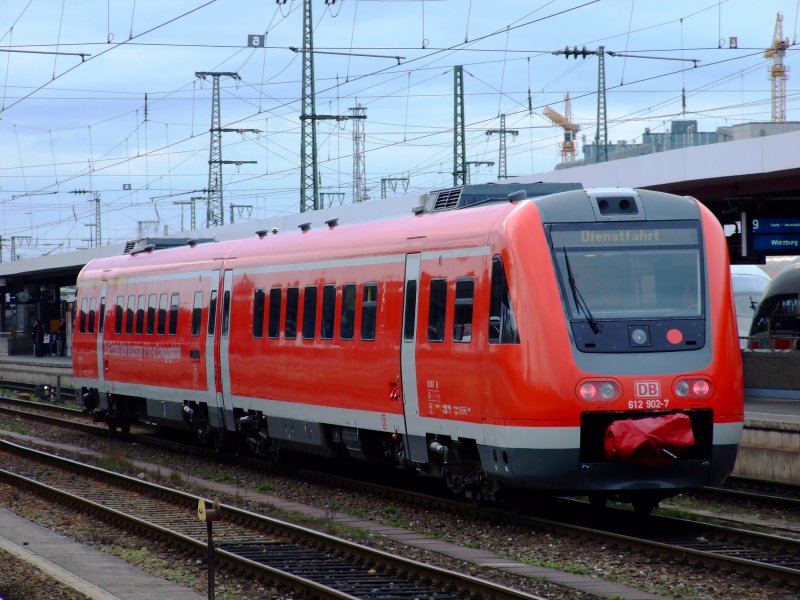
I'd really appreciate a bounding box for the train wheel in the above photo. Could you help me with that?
[632,497,658,515]
[589,494,607,510]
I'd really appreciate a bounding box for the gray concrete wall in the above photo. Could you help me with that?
[742,351,800,396]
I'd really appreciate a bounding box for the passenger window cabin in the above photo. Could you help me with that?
[489,256,520,344]
[321,284,336,340]
[267,288,281,338]
[403,281,417,342]
[253,288,266,338]
[80,298,88,333]
[285,287,299,339]
[88,297,97,334]
[147,294,157,335]
[303,286,317,339]
[115,296,124,334]
[206,291,216,335]
[158,293,168,335]
[427,279,447,342]
[340,283,356,340]
[361,283,378,341]
[192,291,203,336]
[99,297,106,333]
[126,295,135,335]
[221,289,231,337]
[453,278,475,343]
[135,295,146,335]
[169,292,180,336]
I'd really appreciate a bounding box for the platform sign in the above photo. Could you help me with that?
[745,216,800,256]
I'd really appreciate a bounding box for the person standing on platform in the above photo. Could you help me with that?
[49,324,58,356]
[57,319,66,356]
[32,320,44,357]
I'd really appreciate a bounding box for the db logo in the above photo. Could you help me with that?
[635,381,660,399]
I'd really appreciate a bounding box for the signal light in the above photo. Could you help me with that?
[674,378,711,399]
[577,380,620,402]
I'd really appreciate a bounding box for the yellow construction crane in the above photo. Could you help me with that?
[764,12,790,122]
[544,93,580,162]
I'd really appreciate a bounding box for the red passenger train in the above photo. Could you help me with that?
[73,185,744,511]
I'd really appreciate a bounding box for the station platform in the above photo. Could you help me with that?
[0,507,205,600]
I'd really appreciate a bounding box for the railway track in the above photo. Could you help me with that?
[0,437,544,600]
[2,391,800,591]
[700,476,800,509]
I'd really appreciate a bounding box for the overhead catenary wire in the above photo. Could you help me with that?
[0,0,789,249]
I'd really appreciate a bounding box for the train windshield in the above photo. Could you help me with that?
[549,221,703,320]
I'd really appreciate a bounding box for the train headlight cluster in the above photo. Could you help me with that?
[577,380,621,402]
[674,378,712,398]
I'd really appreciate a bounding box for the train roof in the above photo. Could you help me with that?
[76,186,699,283]
[759,263,800,298]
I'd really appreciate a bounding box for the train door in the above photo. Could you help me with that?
[96,282,107,389]
[205,270,224,427]
[217,269,234,430]
[400,253,426,463]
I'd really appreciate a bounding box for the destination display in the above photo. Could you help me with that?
[746,217,800,255]
[550,223,698,248]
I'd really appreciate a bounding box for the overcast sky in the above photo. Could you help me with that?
[0,0,796,257]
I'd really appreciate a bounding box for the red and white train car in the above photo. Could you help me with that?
[73,185,744,510]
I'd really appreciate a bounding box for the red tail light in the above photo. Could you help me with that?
[577,380,621,402]
[673,378,712,399]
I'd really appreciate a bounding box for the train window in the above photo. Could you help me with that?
[126,295,135,335]
[427,279,447,342]
[340,284,356,340]
[79,298,88,333]
[169,293,180,336]
[303,286,317,339]
[321,284,336,340]
[146,294,157,335]
[157,293,168,335]
[115,296,124,334]
[135,295,146,335]
[361,283,378,341]
[489,256,520,344]
[403,281,417,342]
[88,297,97,334]
[253,288,266,338]
[285,287,299,339]
[192,291,203,336]
[453,278,475,343]
[267,288,281,338]
[207,290,217,335]
[221,290,231,337]
[99,297,106,334]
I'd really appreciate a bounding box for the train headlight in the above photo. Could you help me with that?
[577,380,621,402]
[674,378,712,399]
[629,326,649,346]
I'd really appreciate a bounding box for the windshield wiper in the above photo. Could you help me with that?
[562,247,601,334]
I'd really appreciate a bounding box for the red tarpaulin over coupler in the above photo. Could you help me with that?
[604,413,695,466]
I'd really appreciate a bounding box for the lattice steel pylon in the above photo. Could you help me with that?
[196,71,240,227]
[486,114,519,179]
[300,0,320,212]
[765,12,790,122]
[555,46,607,162]
[595,46,607,163]
[350,103,368,203]
[453,66,466,187]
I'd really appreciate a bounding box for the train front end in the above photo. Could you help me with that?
[510,188,743,510]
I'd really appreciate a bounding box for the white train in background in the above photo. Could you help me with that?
[731,265,771,348]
